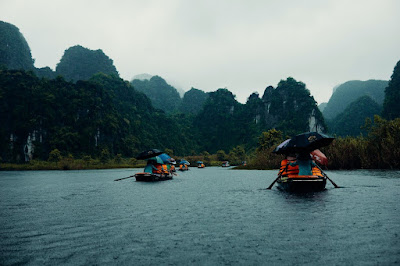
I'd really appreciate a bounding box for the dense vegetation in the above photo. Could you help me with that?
[243,116,400,170]
[1,20,399,170]
[0,69,197,162]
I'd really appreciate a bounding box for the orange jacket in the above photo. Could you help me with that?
[312,165,323,177]
[162,164,168,174]
[152,164,163,174]
[279,159,299,176]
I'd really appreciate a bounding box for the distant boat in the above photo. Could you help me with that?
[221,161,230,167]
[197,161,205,168]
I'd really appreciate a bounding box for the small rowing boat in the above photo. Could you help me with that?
[277,175,326,192]
[134,172,173,182]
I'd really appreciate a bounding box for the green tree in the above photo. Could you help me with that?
[48,149,62,162]
[257,129,283,151]
[100,148,110,164]
[216,150,227,161]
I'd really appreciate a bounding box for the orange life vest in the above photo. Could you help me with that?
[152,164,163,174]
[279,159,299,176]
[311,166,323,177]
[162,164,168,174]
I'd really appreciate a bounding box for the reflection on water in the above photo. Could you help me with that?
[0,168,399,265]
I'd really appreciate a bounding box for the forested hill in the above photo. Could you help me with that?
[0,21,34,71]
[383,60,400,120]
[131,76,181,114]
[327,95,382,136]
[179,88,209,114]
[0,70,199,162]
[56,45,119,82]
[323,80,388,120]
[194,78,326,153]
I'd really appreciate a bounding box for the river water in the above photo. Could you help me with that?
[0,167,399,265]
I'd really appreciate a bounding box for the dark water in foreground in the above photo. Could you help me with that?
[1,167,399,265]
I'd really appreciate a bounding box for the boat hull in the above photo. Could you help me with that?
[277,175,326,192]
[134,172,172,182]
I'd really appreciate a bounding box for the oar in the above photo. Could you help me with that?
[267,162,288,190]
[316,164,339,188]
[114,175,135,181]
[267,173,282,189]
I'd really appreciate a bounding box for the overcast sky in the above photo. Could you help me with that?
[1,0,399,104]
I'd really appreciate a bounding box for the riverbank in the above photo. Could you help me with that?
[0,159,146,171]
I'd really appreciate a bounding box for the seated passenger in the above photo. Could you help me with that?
[311,164,323,177]
[152,163,163,174]
[144,163,153,173]
[279,154,299,176]
[290,152,316,176]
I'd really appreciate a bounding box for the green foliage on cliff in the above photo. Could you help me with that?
[131,76,182,113]
[0,21,34,70]
[262,77,326,135]
[179,88,209,114]
[328,95,382,137]
[382,60,400,120]
[323,80,388,120]
[0,69,197,162]
[56,45,119,82]
[195,89,244,153]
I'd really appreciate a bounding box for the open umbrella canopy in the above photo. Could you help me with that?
[273,132,335,154]
[136,149,163,160]
[146,156,164,164]
[159,153,173,164]
[180,159,190,165]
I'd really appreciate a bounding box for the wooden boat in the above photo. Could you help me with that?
[277,175,326,192]
[134,172,173,182]
[221,161,230,167]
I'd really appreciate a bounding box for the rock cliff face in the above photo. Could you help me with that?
[259,78,326,134]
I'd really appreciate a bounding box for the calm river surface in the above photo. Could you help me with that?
[1,167,399,265]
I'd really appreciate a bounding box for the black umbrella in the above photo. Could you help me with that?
[273,132,334,154]
[136,149,163,160]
